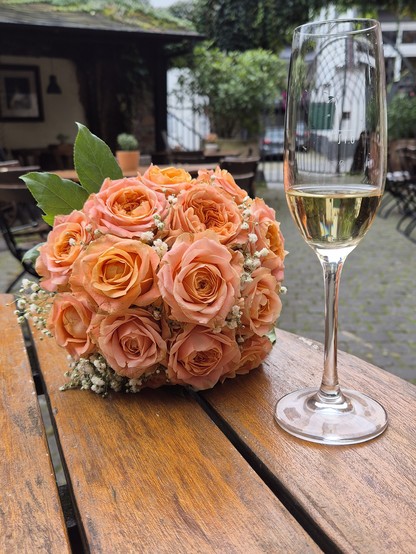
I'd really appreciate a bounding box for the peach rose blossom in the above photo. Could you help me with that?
[36,210,93,292]
[140,165,193,196]
[167,324,240,389]
[165,183,246,246]
[70,234,160,314]
[158,232,242,326]
[236,333,273,375]
[82,177,168,238]
[241,266,282,336]
[93,308,167,378]
[48,292,95,359]
[197,167,248,204]
[249,197,286,283]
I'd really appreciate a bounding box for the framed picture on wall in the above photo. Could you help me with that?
[0,64,44,121]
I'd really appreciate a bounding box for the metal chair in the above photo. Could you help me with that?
[0,184,50,292]
[395,146,416,240]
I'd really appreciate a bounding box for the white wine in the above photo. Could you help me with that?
[286,185,382,249]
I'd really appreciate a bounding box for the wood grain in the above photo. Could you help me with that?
[32,325,321,553]
[0,296,70,553]
[202,328,416,553]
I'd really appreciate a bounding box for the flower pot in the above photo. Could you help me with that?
[204,142,219,153]
[116,150,140,173]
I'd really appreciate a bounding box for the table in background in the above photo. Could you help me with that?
[53,163,219,182]
[1,293,415,552]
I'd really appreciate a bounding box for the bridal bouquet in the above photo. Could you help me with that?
[16,124,286,395]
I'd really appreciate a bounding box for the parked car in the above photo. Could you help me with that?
[260,122,310,160]
[260,127,285,160]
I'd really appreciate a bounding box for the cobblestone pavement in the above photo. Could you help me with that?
[260,172,416,383]
[1,171,415,383]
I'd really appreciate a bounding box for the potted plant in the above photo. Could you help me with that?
[116,133,140,173]
[203,133,219,153]
[176,45,286,152]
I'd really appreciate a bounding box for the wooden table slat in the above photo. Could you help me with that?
[202,329,416,553]
[33,327,321,553]
[0,296,70,553]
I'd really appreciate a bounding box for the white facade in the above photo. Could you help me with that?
[167,68,210,151]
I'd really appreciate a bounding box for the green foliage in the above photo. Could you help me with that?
[186,0,327,51]
[116,133,139,151]
[75,123,123,192]
[388,94,416,141]
[177,44,287,138]
[21,172,89,226]
[20,124,123,224]
[173,0,416,53]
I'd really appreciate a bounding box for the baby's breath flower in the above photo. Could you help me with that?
[241,221,249,230]
[139,231,154,243]
[248,233,258,243]
[244,256,261,271]
[254,248,269,258]
[17,299,26,310]
[152,238,168,258]
[21,278,31,289]
[241,272,253,284]
[91,375,105,387]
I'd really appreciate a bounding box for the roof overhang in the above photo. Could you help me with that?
[0,3,203,57]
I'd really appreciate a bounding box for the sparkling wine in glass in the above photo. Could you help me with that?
[275,19,388,445]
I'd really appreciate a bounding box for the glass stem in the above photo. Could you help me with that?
[318,254,348,401]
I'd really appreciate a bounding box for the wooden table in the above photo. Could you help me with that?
[1,293,415,553]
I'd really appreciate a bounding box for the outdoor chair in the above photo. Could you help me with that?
[0,160,21,169]
[220,156,260,197]
[394,146,416,241]
[151,151,172,165]
[171,150,206,164]
[0,183,50,292]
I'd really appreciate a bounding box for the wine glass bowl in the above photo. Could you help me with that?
[275,19,388,445]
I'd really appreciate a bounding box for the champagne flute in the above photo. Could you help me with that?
[275,19,388,445]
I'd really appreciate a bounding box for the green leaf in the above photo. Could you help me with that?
[22,243,43,266]
[21,172,89,224]
[266,326,277,345]
[74,122,123,193]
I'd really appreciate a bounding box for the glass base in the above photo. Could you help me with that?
[275,388,388,445]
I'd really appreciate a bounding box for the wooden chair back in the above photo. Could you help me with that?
[396,146,416,179]
[220,156,260,197]
[0,166,41,184]
[172,150,206,164]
